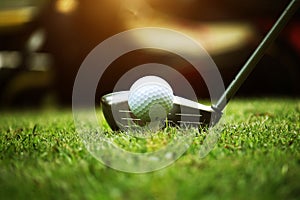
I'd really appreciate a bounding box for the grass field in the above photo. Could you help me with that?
[0,98,299,200]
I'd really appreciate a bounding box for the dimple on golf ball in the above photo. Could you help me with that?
[128,76,174,122]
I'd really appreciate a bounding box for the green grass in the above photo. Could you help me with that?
[0,98,299,200]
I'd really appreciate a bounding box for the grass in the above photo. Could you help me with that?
[0,98,299,200]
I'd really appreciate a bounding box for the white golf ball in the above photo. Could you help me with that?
[128,76,174,122]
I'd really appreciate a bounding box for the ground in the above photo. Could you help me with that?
[0,98,299,200]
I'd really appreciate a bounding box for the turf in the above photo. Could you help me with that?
[0,98,299,200]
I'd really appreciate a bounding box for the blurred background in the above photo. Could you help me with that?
[0,0,299,109]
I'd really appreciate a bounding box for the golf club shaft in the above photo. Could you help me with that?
[214,0,299,111]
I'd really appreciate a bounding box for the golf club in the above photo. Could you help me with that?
[101,0,299,131]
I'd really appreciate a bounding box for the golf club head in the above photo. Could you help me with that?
[101,91,222,131]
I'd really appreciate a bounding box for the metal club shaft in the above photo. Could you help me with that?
[214,0,299,111]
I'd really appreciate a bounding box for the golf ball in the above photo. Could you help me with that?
[128,76,174,122]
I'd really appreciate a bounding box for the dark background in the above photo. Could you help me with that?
[0,0,299,108]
